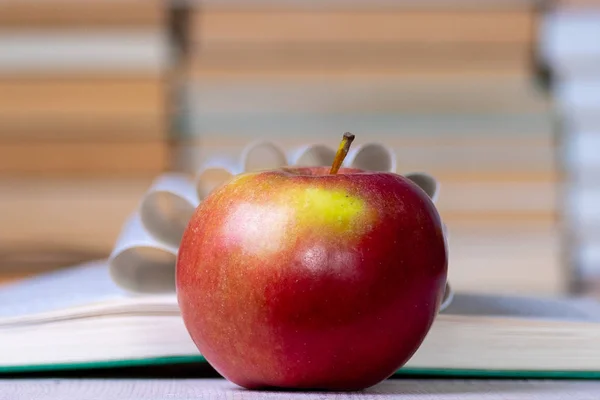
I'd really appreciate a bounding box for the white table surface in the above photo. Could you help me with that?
[2,378,600,400]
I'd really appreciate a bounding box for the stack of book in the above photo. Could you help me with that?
[174,0,564,295]
[540,0,600,294]
[0,1,171,279]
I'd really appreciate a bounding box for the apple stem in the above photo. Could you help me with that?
[329,132,355,175]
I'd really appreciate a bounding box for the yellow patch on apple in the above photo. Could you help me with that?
[288,187,374,238]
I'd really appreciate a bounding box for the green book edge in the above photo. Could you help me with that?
[2,356,600,379]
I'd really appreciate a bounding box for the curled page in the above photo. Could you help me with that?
[288,144,337,167]
[109,213,178,294]
[139,173,200,249]
[346,142,397,172]
[108,140,452,310]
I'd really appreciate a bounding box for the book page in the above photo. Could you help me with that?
[108,145,443,295]
[0,260,127,319]
[444,292,600,322]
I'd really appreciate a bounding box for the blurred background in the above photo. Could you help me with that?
[0,0,597,298]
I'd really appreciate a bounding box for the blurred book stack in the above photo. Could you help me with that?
[174,0,564,295]
[0,1,170,280]
[540,0,600,294]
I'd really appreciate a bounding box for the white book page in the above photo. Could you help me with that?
[0,260,127,320]
[109,143,445,296]
[445,292,600,322]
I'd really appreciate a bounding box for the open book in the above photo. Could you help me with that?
[1,141,599,378]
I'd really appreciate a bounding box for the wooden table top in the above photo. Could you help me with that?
[2,378,600,400]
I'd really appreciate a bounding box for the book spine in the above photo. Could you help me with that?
[0,2,172,280]
[540,5,600,293]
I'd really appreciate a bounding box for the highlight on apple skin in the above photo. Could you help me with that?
[175,135,448,391]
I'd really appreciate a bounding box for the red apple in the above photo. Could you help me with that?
[176,134,448,391]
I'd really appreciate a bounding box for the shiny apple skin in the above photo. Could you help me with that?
[176,167,448,391]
